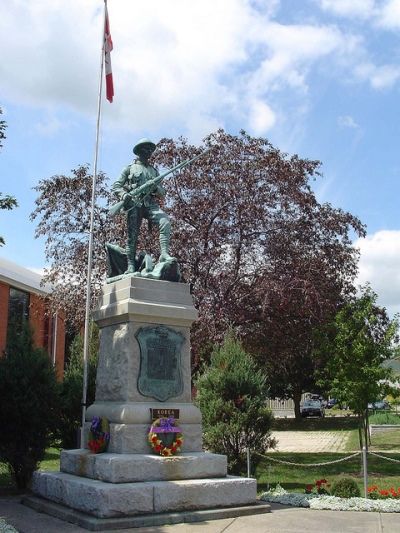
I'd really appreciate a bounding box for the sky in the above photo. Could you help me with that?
[1,0,400,316]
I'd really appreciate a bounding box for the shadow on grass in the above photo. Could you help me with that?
[273,416,359,432]
[43,450,61,461]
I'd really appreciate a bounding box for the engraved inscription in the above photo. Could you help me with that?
[147,337,176,381]
[136,325,185,401]
[151,408,180,420]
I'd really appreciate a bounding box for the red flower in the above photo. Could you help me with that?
[175,439,182,447]
[154,445,162,453]
[316,480,322,488]
[162,449,170,456]
[170,446,177,454]
[320,478,327,484]
[151,436,158,443]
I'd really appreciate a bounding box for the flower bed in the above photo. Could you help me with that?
[260,485,400,512]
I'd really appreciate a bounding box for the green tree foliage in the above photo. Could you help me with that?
[57,325,99,449]
[194,332,275,475]
[0,107,18,246]
[0,321,59,488]
[315,285,400,449]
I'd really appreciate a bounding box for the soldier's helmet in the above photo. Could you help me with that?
[133,138,156,155]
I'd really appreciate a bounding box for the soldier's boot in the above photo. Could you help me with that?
[158,221,176,263]
[125,239,137,274]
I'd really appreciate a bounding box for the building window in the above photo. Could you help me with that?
[7,287,30,341]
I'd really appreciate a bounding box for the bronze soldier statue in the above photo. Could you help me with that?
[111,138,175,274]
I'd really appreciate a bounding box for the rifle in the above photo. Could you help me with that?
[109,146,213,217]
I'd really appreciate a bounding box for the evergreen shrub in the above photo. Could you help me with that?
[331,476,361,498]
[0,321,59,488]
[194,331,275,475]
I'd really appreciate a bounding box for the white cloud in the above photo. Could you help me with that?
[1,0,400,145]
[354,62,400,89]
[355,230,400,316]
[338,115,359,129]
[34,113,78,137]
[248,100,276,135]
[376,0,400,29]
[316,0,376,19]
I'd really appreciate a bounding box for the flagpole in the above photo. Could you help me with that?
[80,0,107,448]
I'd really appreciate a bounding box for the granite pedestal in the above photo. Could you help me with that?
[28,277,269,529]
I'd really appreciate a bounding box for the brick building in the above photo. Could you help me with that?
[0,257,65,378]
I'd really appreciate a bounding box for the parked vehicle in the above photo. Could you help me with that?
[367,400,391,410]
[310,394,327,407]
[300,399,325,418]
[326,398,338,409]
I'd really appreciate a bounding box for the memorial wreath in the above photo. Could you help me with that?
[87,416,110,454]
[148,417,183,456]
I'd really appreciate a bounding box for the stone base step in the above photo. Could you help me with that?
[32,471,258,519]
[61,450,227,483]
[23,494,271,532]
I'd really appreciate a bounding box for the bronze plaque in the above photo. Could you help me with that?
[136,325,184,401]
[150,408,180,420]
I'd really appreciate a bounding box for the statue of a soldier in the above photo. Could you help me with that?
[111,138,176,275]
[107,139,210,282]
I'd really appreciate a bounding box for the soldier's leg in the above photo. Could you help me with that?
[126,208,143,274]
[149,207,176,263]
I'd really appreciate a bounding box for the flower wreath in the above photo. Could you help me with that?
[87,416,110,454]
[148,417,183,456]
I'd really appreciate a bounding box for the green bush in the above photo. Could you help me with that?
[194,331,275,475]
[331,476,361,498]
[0,321,60,488]
[57,326,98,449]
[369,412,400,425]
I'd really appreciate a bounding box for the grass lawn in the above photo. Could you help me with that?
[256,451,400,494]
[258,414,400,495]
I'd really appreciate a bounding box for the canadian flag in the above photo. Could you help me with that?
[104,5,114,103]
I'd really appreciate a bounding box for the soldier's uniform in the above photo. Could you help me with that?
[111,139,174,274]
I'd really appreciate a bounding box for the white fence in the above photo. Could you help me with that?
[267,398,294,410]
[369,424,400,435]
[267,394,315,411]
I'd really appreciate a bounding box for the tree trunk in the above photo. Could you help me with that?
[293,391,302,420]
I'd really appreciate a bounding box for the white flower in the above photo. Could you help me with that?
[260,489,400,513]
[0,518,19,533]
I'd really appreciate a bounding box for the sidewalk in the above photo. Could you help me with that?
[1,494,399,533]
[270,430,351,453]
